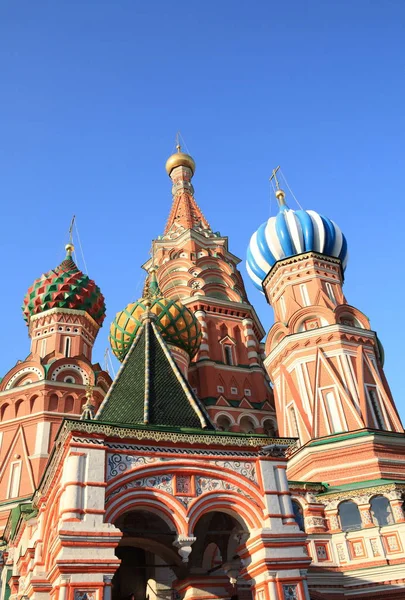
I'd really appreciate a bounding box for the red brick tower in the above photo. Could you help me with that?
[142,147,276,434]
[0,243,111,532]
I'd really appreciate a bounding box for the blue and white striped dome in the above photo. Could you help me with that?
[247,203,348,291]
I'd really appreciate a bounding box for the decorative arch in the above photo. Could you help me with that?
[4,366,43,390]
[237,412,260,428]
[335,304,370,329]
[188,491,262,532]
[49,360,91,385]
[105,488,188,534]
[288,305,335,334]
[265,322,288,354]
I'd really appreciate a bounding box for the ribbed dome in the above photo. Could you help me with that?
[247,201,348,291]
[109,272,201,362]
[23,252,106,325]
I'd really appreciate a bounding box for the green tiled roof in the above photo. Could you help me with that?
[97,317,214,430]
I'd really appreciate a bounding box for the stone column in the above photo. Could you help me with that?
[195,310,210,360]
[242,318,260,367]
[325,509,340,533]
[358,503,374,528]
[388,490,405,523]
[60,452,86,521]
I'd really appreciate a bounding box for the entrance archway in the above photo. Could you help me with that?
[112,510,184,600]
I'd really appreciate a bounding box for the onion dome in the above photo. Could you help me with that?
[247,188,348,291]
[23,244,106,325]
[109,270,201,362]
[165,143,196,176]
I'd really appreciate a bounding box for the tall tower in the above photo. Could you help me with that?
[140,147,276,434]
[0,243,111,524]
[247,177,404,484]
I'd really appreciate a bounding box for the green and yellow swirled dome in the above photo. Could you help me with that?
[109,271,201,362]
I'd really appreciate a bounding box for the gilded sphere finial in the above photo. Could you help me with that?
[165,151,196,176]
[65,242,75,255]
[275,189,286,205]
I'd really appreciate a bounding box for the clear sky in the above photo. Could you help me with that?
[1,1,405,420]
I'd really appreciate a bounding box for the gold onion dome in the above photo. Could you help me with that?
[165,146,196,176]
[109,270,201,362]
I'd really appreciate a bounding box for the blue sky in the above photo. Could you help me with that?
[1,1,404,420]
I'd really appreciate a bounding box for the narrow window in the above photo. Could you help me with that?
[7,462,22,499]
[64,337,71,358]
[324,390,344,433]
[279,295,286,318]
[325,282,336,304]
[224,345,234,366]
[366,386,386,430]
[83,343,88,358]
[40,338,47,358]
[300,284,310,307]
[289,405,300,439]
[292,501,305,531]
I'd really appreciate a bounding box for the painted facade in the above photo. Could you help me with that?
[0,149,403,600]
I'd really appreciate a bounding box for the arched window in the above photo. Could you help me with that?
[292,500,305,531]
[216,415,231,432]
[338,501,362,532]
[240,416,255,434]
[370,496,394,527]
[263,419,278,437]
[224,345,234,366]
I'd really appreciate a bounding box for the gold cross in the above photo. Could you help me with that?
[68,215,76,244]
[176,131,181,153]
[270,166,281,190]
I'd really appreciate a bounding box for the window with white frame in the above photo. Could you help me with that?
[7,461,21,499]
[279,295,286,318]
[244,388,251,396]
[288,404,300,439]
[325,282,336,304]
[300,284,310,307]
[40,338,47,358]
[224,345,234,366]
[366,386,386,430]
[230,387,238,395]
[324,389,344,433]
[64,337,71,358]
[217,385,224,393]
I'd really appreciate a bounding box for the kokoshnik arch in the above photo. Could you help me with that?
[0,146,404,600]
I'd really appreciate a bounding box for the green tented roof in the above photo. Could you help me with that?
[96,317,214,430]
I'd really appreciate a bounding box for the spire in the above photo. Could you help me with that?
[164,144,212,236]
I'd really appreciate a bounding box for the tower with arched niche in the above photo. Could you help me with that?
[0,243,111,531]
[247,172,405,599]
[140,147,277,437]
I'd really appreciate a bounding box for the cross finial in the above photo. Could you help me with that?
[176,131,181,153]
[269,166,286,206]
[65,215,76,256]
[270,166,281,190]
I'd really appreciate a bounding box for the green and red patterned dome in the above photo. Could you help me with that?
[22,244,106,326]
[109,270,201,362]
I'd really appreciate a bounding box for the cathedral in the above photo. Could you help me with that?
[0,147,404,600]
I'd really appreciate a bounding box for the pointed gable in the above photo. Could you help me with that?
[96,318,214,430]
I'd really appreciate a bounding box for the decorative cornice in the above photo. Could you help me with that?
[29,307,100,331]
[319,483,405,505]
[35,417,295,500]
[265,323,377,367]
